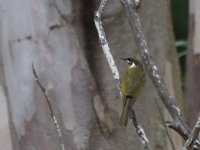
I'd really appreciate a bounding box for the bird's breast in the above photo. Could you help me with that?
[121,67,145,98]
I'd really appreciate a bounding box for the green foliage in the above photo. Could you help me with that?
[171,0,188,40]
[171,0,188,90]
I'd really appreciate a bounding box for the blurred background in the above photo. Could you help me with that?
[0,0,199,150]
[172,0,200,128]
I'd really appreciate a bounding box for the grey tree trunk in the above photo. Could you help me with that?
[0,0,183,149]
[186,0,200,127]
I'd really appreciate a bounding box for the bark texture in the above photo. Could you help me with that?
[186,0,200,127]
[0,0,183,149]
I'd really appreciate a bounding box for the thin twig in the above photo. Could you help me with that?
[155,98,175,150]
[94,0,150,149]
[183,114,200,150]
[121,0,193,141]
[32,64,66,150]
[130,110,150,150]
[94,0,120,89]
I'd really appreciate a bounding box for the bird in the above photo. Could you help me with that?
[119,57,146,126]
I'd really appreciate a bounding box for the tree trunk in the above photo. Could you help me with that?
[185,0,200,127]
[0,0,183,149]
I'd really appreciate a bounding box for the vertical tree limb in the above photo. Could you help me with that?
[94,0,121,89]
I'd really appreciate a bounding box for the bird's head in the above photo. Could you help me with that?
[121,57,143,69]
[121,57,136,65]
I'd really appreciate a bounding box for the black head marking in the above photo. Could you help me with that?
[121,57,143,69]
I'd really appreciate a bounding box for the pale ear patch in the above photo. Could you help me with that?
[130,62,136,68]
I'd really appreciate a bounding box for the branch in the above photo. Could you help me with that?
[32,64,66,150]
[183,114,200,150]
[155,98,175,150]
[94,0,120,89]
[166,121,188,140]
[121,0,193,141]
[130,110,150,150]
[94,0,150,149]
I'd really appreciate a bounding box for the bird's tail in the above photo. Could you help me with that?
[119,97,132,127]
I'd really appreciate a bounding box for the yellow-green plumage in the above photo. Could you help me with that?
[119,58,146,126]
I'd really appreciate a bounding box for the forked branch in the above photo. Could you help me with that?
[183,114,200,150]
